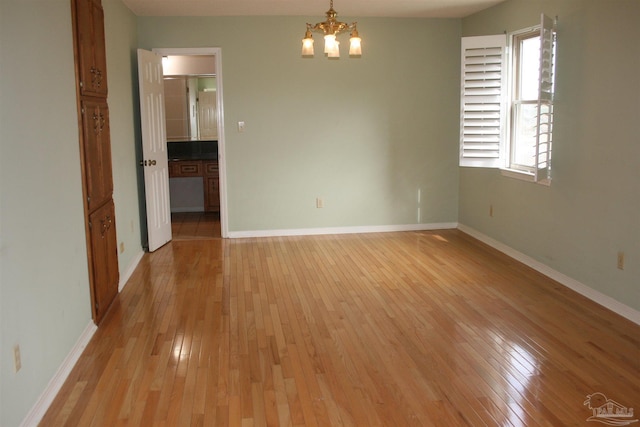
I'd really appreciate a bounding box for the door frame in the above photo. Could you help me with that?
[153,47,228,238]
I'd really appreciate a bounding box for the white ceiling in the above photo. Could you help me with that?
[121,0,507,18]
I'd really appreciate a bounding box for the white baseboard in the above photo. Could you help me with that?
[119,249,144,292]
[227,222,459,239]
[20,322,97,427]
[458,223,640,326]
[21,251,144,426]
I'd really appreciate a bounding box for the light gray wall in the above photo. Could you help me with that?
[459,0,640,311]
[0,0,140,425]
[137,16,462,232]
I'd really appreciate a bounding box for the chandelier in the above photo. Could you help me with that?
[301,0,362,58]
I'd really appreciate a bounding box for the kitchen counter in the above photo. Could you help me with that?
[168,140,217,161]
[169,155,217,161]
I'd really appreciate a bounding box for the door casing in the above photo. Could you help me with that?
[153,47,228,238]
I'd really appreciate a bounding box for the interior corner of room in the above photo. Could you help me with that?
[1,0,639,425]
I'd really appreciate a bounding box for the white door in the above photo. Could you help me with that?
[137,49,172,251]
[198,91,218,139]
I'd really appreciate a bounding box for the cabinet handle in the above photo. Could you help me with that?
[92,112,105,134]
[149,159,157,166]
[90,67,103,88]
[138,160,156,167]
[100,215,112,237]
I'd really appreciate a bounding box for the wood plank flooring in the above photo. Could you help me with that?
[40,230,640,426]
[171,212,220,240]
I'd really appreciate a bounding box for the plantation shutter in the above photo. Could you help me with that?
[534,14,557,182]
[459,34,507,168]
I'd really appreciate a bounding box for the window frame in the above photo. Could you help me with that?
[506,27,541,175]
[459,14,557,186]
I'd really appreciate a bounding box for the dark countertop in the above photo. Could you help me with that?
[168,140,217,161]
[169,156,217,161]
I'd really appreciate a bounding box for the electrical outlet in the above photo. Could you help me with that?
[120,242,125,254]
[617,252,625,270]
[316,197,324,208]
[14,345,22,372]
[489,204,494,217]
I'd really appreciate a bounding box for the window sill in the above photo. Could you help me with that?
[500,168,551,186]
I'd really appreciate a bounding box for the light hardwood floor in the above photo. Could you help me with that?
[41,230,639,426]
[171,212,221,240]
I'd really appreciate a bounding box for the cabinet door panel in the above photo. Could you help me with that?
[205,177,220,212]
[81,100,113,210]
[177,162,202,176]
[75,0,108,97]
[88,200,118,323]
[204,161,219,212]
[205,161,218,175]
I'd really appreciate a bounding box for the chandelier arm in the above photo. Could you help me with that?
[311,21,353,36]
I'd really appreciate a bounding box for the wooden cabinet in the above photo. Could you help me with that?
[88,200,118,321]
[81,100,113,210]
[169,160,220,213]
[75,0,108,97]
[72,0,118,324]
[169,160,202,177]
[204,161,220,213]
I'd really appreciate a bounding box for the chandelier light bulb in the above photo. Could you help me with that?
[328,40,340,58]
[349,37,361,56]
[302,36,314,56]
[324,34,336,54]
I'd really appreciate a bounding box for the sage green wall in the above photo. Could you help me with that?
[137,16,461,232]
[104,0,144,270]
[1,2,89,425]
[0,0,140,425]
[459,0,640,311]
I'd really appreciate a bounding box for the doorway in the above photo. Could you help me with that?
[153,47,228,239]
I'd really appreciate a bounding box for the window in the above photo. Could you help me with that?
[460,14,556,184]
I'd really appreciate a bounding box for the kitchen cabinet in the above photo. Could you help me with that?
[81,99,113,210]
[169,160,202,178]
[72,0,118,324]
[88,200,119,321]
[169,160,220,213]
[75,0,108,98]
[204,161,220,213]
